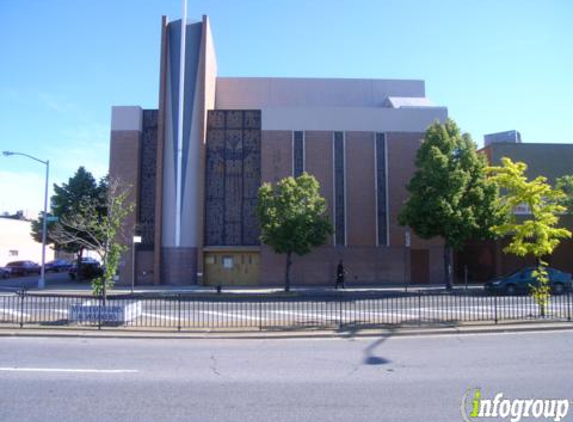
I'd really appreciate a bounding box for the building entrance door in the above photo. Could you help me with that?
[204,251,260,286]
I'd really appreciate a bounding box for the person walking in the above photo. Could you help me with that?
[335,260,346,289]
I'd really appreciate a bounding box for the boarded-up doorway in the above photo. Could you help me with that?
[204,251,260,286]
[410,249,429,284]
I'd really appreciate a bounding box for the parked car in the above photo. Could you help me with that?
[0,267,11,279]
[5,261,41,276]
[45,259,72,273]
[485,267,572,295]
[68,258,103,280]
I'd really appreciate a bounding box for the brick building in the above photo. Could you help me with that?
[455,135,573,282]
[109,16,448,287]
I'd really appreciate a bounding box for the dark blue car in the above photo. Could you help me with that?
[45,259,72,273]
[485,267,572,295]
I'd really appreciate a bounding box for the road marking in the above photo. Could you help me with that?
[342,309,419,320]
[200,310,261,321]
[271,310,340,321]
[0,309,29,318]
[141,312,181,322]
[0,367,138,373]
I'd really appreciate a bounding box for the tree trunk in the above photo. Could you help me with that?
[285,251,292,292]
[77,249,84,282]
[536,257,545,317]
[443,245,453,290]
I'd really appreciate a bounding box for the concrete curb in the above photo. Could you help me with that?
[1,321,572,341]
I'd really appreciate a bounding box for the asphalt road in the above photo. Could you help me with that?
[0,271,70,290]
[1,331,572,421]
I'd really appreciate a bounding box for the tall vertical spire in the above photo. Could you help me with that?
[175,0,187,247]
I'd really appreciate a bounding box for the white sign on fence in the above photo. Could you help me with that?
[69,301,142,324]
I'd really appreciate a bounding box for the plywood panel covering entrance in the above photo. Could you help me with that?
[204,251,260,286]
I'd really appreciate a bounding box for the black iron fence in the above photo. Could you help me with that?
[0,290,571,331]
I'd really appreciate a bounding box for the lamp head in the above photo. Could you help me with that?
[2,151,14,157]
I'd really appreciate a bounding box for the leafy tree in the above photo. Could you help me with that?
[556,175,573,214]
[257,173,333,291]
[399,119,504,289]
[31,167,107,276]
[487,158,571,315]
[31,214,58,248]
[50,179,133,300]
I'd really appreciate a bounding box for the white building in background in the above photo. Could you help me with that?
[0,217,54,266]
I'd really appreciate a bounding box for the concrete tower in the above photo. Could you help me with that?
[156,15,217,284]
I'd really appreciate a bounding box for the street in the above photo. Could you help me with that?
[1,330,572,421]
[0,271,70,291]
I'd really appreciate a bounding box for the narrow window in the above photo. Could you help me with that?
[376,133,388,246]
[334,132,346,246]
[293,131,304,177]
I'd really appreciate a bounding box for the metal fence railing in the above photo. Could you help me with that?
[0,290,571,331]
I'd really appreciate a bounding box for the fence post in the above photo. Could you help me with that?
[338,299,343,329]
[418,291,422,326]
[258,299,263,331]
[567,290,571,322]
[177,294,182,332]
[19,289,25,328]
[98,296,102,330]
[494,294,498,324]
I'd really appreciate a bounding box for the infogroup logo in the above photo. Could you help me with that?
[461,388,570,422]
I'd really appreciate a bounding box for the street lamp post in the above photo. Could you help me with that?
[3,151,50,289]
[404,228,411,293]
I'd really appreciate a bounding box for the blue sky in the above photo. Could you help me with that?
[0,0,572,215]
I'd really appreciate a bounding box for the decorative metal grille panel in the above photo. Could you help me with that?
[138,110,158,250]
[205,110,261,246]
[334,132,345,246]
[293,131,304,177]
[376,133,388,246]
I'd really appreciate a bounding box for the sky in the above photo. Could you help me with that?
[0,0,572,216]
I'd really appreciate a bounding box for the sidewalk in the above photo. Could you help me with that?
[1,320,572,340]
[1,277,484,297]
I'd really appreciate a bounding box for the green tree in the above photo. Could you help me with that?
[30,214,58,248]
[487,158,571,315]
[555,175,573,214]
[257,173,333,291]
[399,119,504,289]
[50,179,133,300]
[31,167,107,262]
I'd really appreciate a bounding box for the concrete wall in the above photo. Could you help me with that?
[260,106,447,132]
[305,131,335,246]
[161,19,203,250]
[153,15,169,285]
[195,15,218,284]
[215,77,445,132]
[0,218,55,267]
[346,132,376,247]
[158,17,217,284]
[109,106,142,285]
[216,77,426,108]
[458,143,573,283]
[258,130,445,286]
[386,132,444,283]
[489,143,573,184]
[261,131,292,184]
